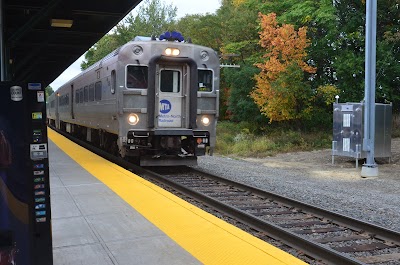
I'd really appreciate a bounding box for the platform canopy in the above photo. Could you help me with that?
[3,0,142,86]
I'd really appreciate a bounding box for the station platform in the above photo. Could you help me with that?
[48,128,306,265]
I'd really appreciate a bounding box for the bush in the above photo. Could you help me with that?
[215,121,332,157]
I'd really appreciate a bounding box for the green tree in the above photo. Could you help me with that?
[81,0,177,70]
[214,0,263,121]
[217,0,261,57]
[377,33,400,111]
[45,85,54,99]
[80,35,119,70]
[330,0,366,102]
[224,65,265,123]
[331,0,400,107]
[217,0,339,124]
[114,0,177,44]
[176,14,222,51]
[375,0,400,111]
[257,0,399,113]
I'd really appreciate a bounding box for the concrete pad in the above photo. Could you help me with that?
[106,236,201,265]
[53,243,114,265]
[52,216,98,248]
[66,183,116,196]
[72,192,131,216]
[86,211,163,242]
[50,187,81,219]
[49,176,64,188]
[58,172,102,186]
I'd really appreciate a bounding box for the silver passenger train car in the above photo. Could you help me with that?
[47,32,219,166]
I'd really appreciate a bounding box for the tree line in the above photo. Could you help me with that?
[81,0,400,131]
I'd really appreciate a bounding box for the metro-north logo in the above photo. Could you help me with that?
[160,99,172,114]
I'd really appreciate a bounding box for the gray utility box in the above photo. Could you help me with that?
[332,103,392,163]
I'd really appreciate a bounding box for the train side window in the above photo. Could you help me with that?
[111,70,116,94]
[95,81,102,101]
[198,70,213,92]
[79,89,84,103]
[126,65,148,89]
[59,94,69,106]
[160,70,180,93]
[89,83,95,101]
[84,86,88,102]
[75,90,80,104]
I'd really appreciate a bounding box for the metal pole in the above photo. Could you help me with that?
[361,0,378,177]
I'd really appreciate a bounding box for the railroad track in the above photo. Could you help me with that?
[51,127,400,265]
[142,166,400,265]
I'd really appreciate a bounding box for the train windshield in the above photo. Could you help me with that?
[198,70,213,92]
[160,70,181,93]
[126,65,148,89]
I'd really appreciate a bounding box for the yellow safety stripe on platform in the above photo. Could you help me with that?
[48,129,307,265]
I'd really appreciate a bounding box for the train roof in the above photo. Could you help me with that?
[54,32,217,91]
[133,36,153,41]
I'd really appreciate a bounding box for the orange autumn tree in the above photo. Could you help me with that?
[251,13,316,122]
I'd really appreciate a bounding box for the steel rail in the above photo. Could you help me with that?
[190,168,400,244]
[140,168,365,265]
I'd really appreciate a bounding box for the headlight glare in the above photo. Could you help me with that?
[128,114,139,125]
[172,49,180,56]
[201,116,211,126]
[165,48,180,56]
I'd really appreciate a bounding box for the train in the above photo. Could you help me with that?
[47,31,219,166]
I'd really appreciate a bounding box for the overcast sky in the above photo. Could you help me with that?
[49,0,221,89]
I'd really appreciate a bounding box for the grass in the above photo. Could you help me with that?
[215,121,332,157]
[215,113,400,158]
[216,115,400,158]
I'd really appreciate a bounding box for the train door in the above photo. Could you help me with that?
[155,65,187,128]
[70,84,75,119]
[55,93,60,129]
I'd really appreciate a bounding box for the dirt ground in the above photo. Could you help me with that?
[243,138,400,180]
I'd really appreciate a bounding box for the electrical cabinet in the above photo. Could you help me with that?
[332,102,392,161]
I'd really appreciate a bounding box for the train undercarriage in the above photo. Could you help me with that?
[54,120,210,166]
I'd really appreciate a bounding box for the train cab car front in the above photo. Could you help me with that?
[117,31,219,166]
[125,129,211,166]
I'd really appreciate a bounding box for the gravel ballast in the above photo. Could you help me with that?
[193,139,400,233]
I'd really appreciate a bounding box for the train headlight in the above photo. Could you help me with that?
[201,116,211,126]
[200,51,209,61]
[165,48,180,56]
[128,114,139,125]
